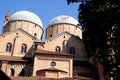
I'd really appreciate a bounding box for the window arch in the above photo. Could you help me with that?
[55,46,61,53]
[10,68,15,76]
[6,43,12,52]
[21,44,27,53]
[70,47,75,55]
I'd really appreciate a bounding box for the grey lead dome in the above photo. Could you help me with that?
[49,15,79,26]
[9,10,43,28]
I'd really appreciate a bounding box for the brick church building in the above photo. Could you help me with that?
[0,10,97,80]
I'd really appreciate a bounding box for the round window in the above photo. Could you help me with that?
[50,61,56,67]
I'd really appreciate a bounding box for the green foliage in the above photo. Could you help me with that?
[67,0,82,4]
[67,0,120,79]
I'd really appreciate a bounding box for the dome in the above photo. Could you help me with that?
[49,15,79,26]
[9,10,43,28]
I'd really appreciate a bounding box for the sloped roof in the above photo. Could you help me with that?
[35,49,73,57]
[73,60,93,68]
[37,67,67,73]
[0,55,28,62]
[46,31,82,42]
[10,76,73,80]
[0,28,36,40]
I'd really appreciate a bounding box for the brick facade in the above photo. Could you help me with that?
[0,11,94,80]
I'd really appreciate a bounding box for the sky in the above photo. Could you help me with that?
[0,0,80,39]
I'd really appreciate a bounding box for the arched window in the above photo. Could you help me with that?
[6,43,12,52]
[70,47,75,55]
[10,68,15,76]
[21,44,27,53]
[55,46,61,53]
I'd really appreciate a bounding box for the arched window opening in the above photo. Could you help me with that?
[70,47,75,55]
[55,46,61,53]
[6,43,12,52]
[10,68,15,76]
[21,44,27,53]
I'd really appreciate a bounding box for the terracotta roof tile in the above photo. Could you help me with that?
[10,75,93,80]
[10,76,74,80]
[35,49,73,57]
[37,67,67,73]
[10,76,29,80]
[0,55,28,62]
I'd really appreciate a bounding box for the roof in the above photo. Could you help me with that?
[10,76,73,80]
[5,11,10,18]
[49,15,79,26]
[74,75,94,80]
[46,31,82,42]
[9,10,43,28]
[37,67,67,73]
[0,28,36,40]
[35,49,73,57]
[73,60,94,68]
[0,55,28,62]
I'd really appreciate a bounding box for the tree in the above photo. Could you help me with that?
[67,0,120,79]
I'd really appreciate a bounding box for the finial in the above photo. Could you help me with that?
[5,10,11,18]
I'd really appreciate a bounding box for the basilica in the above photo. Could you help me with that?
[0,10,95,80]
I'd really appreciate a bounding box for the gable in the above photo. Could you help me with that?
[46,31,82,42]
[43,31,86,61]
[0,28,35,38]
[44,31,83,52]
[0,29,35,47]
[0,28,35,57]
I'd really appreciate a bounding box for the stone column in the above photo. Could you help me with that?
[69,59,73,77]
